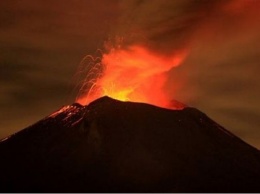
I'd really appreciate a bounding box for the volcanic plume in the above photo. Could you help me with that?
[76,44,187,108]
[75,0,260,111]
[1,96,260,192]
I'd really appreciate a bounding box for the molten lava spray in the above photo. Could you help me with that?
[76,44,186,108]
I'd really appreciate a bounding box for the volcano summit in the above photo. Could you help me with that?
[1,96,260,192]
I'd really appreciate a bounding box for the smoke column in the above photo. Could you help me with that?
[76,0,260,142]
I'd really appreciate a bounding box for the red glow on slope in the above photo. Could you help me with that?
[77,45,186,108]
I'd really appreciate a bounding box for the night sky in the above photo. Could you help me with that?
[0,0,259,148]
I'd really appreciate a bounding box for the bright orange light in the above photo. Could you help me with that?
[77,45,186,109]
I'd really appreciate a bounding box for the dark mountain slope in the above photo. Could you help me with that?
[1,96,260,192]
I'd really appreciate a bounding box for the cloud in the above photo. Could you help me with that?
[108,0,260,147]
[0,0,119,138]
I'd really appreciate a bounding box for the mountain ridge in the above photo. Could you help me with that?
[1,96,260,192]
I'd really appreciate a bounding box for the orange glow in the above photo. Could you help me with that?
[77,45,186,108]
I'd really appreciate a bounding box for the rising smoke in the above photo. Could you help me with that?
[77,0,260,146]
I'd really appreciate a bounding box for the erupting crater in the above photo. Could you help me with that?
[76,45,187,109]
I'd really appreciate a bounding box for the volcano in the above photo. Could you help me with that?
[1,96,260,192]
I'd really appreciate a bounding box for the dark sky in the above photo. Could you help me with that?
[0,0,260,148]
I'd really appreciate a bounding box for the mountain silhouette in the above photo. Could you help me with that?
[1,96,260,192]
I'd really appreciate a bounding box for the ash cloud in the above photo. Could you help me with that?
[114,0,225,52]
[112,0,260,147]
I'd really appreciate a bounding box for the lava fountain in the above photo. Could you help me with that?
[76,44,187,109]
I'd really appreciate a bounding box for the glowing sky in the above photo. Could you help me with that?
[0,0,259,148]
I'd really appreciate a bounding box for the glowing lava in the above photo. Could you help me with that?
[77,45,186,108]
